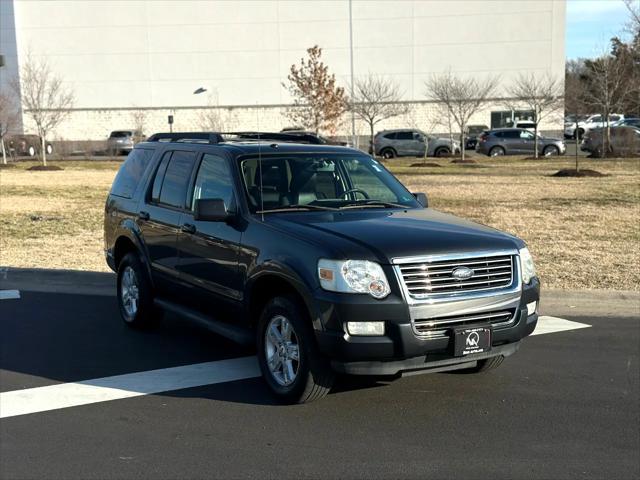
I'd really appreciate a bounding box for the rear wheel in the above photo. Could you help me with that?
[489,146,505,157]
[435,147,450,157]
[381,148,396,159]
[257,296,334,404]
[117,252,158,328]
[45,144,53,155]
[27,146,36,157]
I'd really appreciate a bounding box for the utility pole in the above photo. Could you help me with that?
[348,0,356,148]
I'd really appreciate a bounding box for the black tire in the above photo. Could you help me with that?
[435,147,450,157]
[489,146,505,157]
[381,148,396,159]
[45,144,53,155]
[543,145,559,157]
[257,296,334,404]
[576,128,584,140]
[27,146,36,157]
[117,252,158,328]
[463,355,504,373]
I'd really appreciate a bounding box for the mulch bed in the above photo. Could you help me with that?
[450,158,477,164]
[410,162,442,167]
[27,165,64,171]
[551,169,607,177]
[0,163,16,169]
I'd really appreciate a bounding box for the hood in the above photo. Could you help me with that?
[265,208,522,263]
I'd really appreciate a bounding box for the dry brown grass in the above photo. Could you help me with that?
[0,157,638,290]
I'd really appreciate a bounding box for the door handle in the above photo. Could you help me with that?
[138,211,150,221]
[181,223,196,234]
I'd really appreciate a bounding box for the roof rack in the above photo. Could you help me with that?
[146,131,326,145]
[225,131,324,144]
[146,132,224,144]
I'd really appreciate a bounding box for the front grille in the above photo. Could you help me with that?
[398,255,514,298]
[413,309,516,336]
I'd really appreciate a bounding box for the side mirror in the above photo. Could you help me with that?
[194,198,229,222]
[413,192,428,207]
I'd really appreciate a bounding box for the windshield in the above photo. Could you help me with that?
[240,154,420,213]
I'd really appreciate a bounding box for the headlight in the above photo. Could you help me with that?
[318,259,390,299]
[519,247,536,284]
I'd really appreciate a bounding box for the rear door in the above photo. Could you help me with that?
[138,149,197,288]
[502,130,524,154]
[395,131,415,156]
[176,151,244,304]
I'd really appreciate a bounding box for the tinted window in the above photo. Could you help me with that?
[383,132,397,140]
[151,151,172,202]
[191,154,235,211]
[110,131,133,138]
[503,131,520,139]
[110,148,153,199]
[158,151,197,208]
[396,132,413,140]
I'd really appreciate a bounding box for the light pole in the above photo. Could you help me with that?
[348,0,356,148]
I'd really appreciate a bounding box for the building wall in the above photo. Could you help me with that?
[5,0,566,140]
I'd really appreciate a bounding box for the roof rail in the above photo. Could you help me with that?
[225,131,324,145]
[146,132,224,144]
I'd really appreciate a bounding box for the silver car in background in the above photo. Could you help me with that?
[476,128,566,157]
[373,129,460,159]
[106,130,144,155]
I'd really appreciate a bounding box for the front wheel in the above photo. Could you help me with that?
[27,146,36,157]
[257,296,334,403]
[434,147,450,157]
[45,144,53,155]
[543,145,559,157]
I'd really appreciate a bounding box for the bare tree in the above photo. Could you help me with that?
[196,93,225,132]
[10,52,74,166]
[565,61,589,171]
[0,92,20,165]
[129,108,147,143]
[283,45,347,134]
[582,48,636,156]
[424,70,499,160]
[350,75,409,152]
[507,72,564,158]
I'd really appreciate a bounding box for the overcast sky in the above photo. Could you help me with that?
[566,0,632,59]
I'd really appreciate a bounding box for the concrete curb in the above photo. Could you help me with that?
[1,267,639,318]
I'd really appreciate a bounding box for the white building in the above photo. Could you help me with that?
[1,0,566,142]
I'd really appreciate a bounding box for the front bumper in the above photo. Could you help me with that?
[313,278,540,376]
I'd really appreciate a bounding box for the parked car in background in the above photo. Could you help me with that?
[5,134,53,157]
[373,129,460,158]
[476,128,566,157]
[513,121,536,132]
[581,126,640,157]
[465,125,489,149]
[612,117,640,128]
[564,114,623,139]
[107,130,145,155]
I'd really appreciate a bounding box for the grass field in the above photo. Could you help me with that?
[1,156,638,290]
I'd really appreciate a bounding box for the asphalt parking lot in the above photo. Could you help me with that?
[1,270,638,480]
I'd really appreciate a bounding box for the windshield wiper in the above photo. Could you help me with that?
[257,204,338,214]
[338,200,408,210]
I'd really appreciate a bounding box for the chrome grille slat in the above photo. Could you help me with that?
[413,309,517,336]
[397,254,514,297]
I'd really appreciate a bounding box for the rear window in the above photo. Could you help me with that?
[395,132,413,140]
[110,131,133,138]
[110,148,154,199]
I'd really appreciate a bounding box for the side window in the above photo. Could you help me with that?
[191,154,235,211]
[151,151,172,202]
[493,131,504,138]
[520,130,534,139]
[590,115,602,123]
[504,131,520,139]
[110,148,154,198]
[396,132,413,140]
[383,132,397,140]
[157,150,197,209]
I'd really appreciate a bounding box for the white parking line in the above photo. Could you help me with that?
[0,290,21,300]
[0,316,591,419]
[0,356,260,419]
[531,315,591,336]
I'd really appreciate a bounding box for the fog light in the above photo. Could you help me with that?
[347,321,385,336]
[527,301,537,316]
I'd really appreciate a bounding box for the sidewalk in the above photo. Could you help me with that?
[1,267,639,318]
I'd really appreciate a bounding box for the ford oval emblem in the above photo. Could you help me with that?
[452,266,474,280]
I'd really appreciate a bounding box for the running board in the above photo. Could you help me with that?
[154,298,253,346]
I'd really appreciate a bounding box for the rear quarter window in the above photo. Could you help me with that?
[110,148,154,199]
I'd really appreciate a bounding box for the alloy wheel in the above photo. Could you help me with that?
[264,315,300,386]
[121,266,139,317]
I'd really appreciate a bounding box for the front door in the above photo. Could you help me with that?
[176,152,243,305]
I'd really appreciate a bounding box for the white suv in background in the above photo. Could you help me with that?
[564,114,624,139]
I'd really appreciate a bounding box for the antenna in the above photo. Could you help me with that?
[256,104,264,221]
